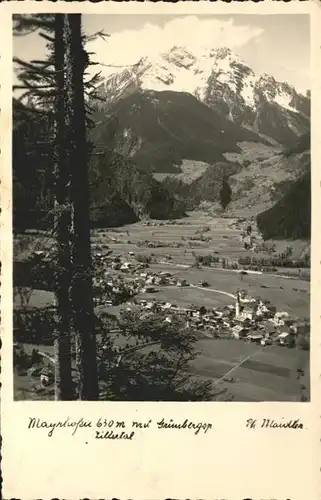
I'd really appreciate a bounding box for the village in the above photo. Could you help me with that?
[91,248,310,350]
[13,216,310,400]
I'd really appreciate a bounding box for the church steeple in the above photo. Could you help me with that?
[235,289,241,318]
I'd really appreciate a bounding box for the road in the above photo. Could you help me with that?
[190,284,235,299]
[212,347,264,386]
[158,260,309,281]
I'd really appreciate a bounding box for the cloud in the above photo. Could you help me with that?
[87,16,264,74]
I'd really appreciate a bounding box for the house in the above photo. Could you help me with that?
[275,311,289,319]
[236,305,257,321]
[155,276,167,285]
[257,300,271,316]
[34,250,46,257]
[40,366,54,387]
[277,332,290,346]
[177,279,188,287]
[247,333,263,344]
[231,325,247,339]
[235,316,251,327]
[269,315,285,327]
[280,325,292,335]
[261,336,273,346]
[242,305,257,320]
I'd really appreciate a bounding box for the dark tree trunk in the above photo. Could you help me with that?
[53,14,74,401]
[63,14,99,400]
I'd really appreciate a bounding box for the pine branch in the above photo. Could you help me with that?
[16,16,54,31]
[85,102,97,114]
[85,71,102,88]
[39,32,55,43]
[18,71,54,86]
[84,30,110,43]
[13,15,38,36]
[84,89,104,102]
[15,90,33,102]
[14,57,55,77]
[14,84,54,91]
[30,59,53,68]
[23,107,51,116]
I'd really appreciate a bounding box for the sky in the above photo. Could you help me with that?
[13,14,310,94]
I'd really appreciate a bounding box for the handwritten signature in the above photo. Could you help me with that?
[246,418,304,430]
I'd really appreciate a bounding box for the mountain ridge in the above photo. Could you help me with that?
[91,89,269,174]
[96,45,310,145]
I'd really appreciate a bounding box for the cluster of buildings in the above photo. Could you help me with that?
[92,251,190,306]
[119,289,309,350]
[91,249,309,349]
[232,290,308,346]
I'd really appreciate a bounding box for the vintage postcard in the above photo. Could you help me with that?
[1,1,320,498]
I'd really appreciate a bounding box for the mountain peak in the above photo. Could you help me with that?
[215,46,232,59]
[97,45,310,143]
[162,45,196,69]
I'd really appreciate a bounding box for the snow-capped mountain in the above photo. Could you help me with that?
[97,46,310,145]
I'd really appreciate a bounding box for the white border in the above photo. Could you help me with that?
[1,2,320,498]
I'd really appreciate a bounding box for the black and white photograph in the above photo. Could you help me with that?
[12,13,311,402]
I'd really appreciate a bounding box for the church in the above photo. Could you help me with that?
[235,290,258,322]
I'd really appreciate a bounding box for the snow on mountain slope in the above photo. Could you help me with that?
[99,46,308,115]
[97,46,309,145]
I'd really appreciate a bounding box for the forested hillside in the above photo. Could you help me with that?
[13,99,187,231]
[257,133,311,240]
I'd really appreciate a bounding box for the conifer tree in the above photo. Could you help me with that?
[62,14,99,400]
[14,14,74,400]
[219,175,232,211]
[13,14,103,400]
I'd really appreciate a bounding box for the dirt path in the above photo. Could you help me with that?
[212,347,264,386]
[190,284,235,299]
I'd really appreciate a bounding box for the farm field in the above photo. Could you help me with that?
[190,339,308,402]
[14,336,308,402]
[16,212,310,268]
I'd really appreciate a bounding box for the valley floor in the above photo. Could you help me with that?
[13,212,310,402]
